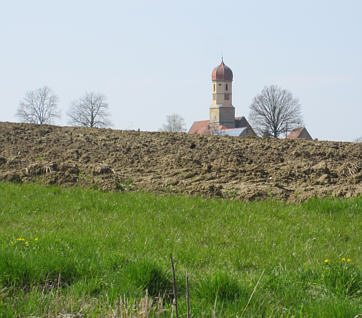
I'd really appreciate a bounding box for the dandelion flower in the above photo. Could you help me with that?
[324,259,329,263]
[16,238,24,241]
[347,258,351,262]
[34,238,38,241]
[341,258,346,261]
[25,241,29,245]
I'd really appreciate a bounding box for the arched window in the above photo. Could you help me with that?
[225,84,228,91]
[213,84,216,92]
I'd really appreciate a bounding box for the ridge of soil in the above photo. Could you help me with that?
[0,122,361,201]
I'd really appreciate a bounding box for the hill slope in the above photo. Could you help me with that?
[0,122,361,201]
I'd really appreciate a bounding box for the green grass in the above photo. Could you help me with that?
[0,182,361,317]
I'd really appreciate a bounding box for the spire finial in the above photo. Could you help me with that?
[221,53,224,63]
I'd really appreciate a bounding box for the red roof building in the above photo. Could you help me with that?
[188,120,224,135]
[287,127,312,140]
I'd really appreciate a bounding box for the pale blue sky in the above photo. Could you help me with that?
[0,0,361,141]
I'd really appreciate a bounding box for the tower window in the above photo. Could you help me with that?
[225,84,228,91]
[213,84,216,92]
[224,93,230,100]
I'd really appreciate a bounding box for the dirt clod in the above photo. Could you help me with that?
[0,122,361,201]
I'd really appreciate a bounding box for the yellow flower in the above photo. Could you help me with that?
[34,238,38,241]
[9,241,14,246]
[341,258,346,261]
[324,259,329,263]
[347,258,351,262]
[25,241,29,245]
[16,238,24,241]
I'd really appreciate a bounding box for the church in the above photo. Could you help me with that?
[188,60,257,137]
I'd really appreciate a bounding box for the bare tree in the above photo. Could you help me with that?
[160,114,186,132]
[16,86,59,124]
[249,85,303,138]
[67,92,112,128]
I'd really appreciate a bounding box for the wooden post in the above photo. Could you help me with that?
[186,272,190,318]
[170,253,178,318]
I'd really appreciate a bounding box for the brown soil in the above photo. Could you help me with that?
[0,122,361,201]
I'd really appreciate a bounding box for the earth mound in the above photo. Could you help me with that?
[0,122,361,201]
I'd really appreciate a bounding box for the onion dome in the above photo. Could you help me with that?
[212,60,233,81]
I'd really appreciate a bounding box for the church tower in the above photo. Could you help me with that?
[210,59,235,128]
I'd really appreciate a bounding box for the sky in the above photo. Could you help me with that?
[0,0,361,141]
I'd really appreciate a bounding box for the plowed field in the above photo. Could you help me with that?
[0,122,361,201]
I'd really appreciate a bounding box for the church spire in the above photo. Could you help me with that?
[210,60,235,128]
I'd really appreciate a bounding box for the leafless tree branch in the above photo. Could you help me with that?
[160,114,186,132]
[67,92,112,128]
[16,87,59,124]
[249,85,303,138]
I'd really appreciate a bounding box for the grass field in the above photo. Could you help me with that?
[0,182,361,317]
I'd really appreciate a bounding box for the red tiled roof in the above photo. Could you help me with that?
[287,127,312,140]
[287,127,304,139]
[188,120,210,135]
[188,120,226,135]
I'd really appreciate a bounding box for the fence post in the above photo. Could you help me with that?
[170,253,178,318]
